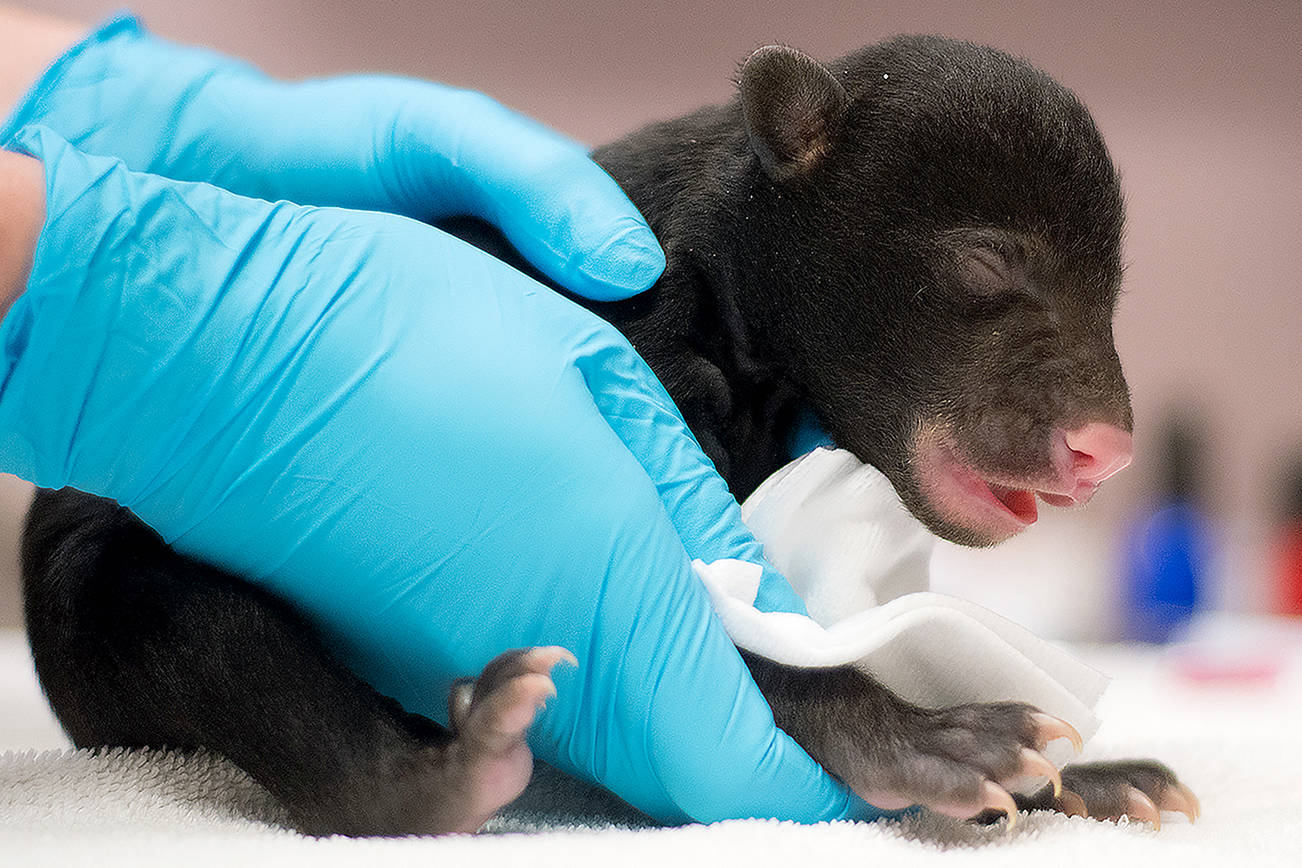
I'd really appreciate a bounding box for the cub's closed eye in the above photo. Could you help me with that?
[960,248,1014,296]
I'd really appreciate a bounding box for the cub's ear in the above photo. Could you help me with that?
[738,45,847,181]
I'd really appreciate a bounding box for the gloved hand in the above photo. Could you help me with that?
[1,14,663,302]
[1,126,885,824]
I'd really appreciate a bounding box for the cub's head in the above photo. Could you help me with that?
[729,37,1132,546]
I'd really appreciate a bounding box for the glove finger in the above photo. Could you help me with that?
[409,87,665,302]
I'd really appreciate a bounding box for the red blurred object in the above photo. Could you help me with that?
[1172,654,1282,686]
[1274,521,1302,615]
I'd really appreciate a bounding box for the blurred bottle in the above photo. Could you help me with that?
[1271,459,1302,615]
[1121,416,1211,642]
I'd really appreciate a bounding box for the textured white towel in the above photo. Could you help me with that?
[694,448,1110,780]
[6,629,1298,865]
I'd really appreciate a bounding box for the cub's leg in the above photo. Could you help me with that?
[743,652,1196,826]
[22,488,568,836]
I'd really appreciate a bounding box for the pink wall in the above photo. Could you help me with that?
[2,0,1299,631]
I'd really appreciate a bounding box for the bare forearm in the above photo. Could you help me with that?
[0,148,45,322]
[0,6,82,321]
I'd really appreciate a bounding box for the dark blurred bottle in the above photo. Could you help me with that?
[1121,416,1210,642]
[1271,459,1302,616]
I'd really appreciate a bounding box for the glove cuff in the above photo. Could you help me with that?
[0,14,361,209]
[0,125,308,507]
[0,14,461,220]
[0,126,116,488]
[0,14,143,147]
[0,125,204,494]
[0,14,271,188]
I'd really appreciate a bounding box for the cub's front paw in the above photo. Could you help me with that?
[742,653,1080,827]
[1015,759,1199,828]
[842,698,1081,826]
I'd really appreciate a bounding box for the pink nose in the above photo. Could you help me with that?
[1064,423,1134,484]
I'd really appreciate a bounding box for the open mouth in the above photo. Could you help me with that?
[986,483,1040,525]
[915,442,1098,539]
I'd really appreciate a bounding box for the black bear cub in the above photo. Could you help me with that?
[23,36,1197,834]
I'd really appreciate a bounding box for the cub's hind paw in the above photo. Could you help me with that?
[449,646,575,750]
[1018,759,1199,828]
[427,646,576,834]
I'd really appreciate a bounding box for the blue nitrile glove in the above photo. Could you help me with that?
[0,14,663,302]
[790,408,837,457]
[1,127,885,824]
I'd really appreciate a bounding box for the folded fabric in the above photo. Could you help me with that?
[693,448,1110,788]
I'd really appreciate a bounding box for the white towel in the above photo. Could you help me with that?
[693,448,1110,782]
[4,630,1287,864]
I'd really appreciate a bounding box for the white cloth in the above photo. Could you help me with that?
[693,448,1110,782]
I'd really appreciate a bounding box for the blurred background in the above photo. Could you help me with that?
[1,0,1299,642]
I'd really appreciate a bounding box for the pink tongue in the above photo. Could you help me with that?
[990,485,1039,523]
[1038,491,1078,508]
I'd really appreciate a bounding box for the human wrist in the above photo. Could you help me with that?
[0,148,44,324]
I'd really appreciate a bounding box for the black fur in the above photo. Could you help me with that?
[22,488,460,836]
[23,36,1172,835]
